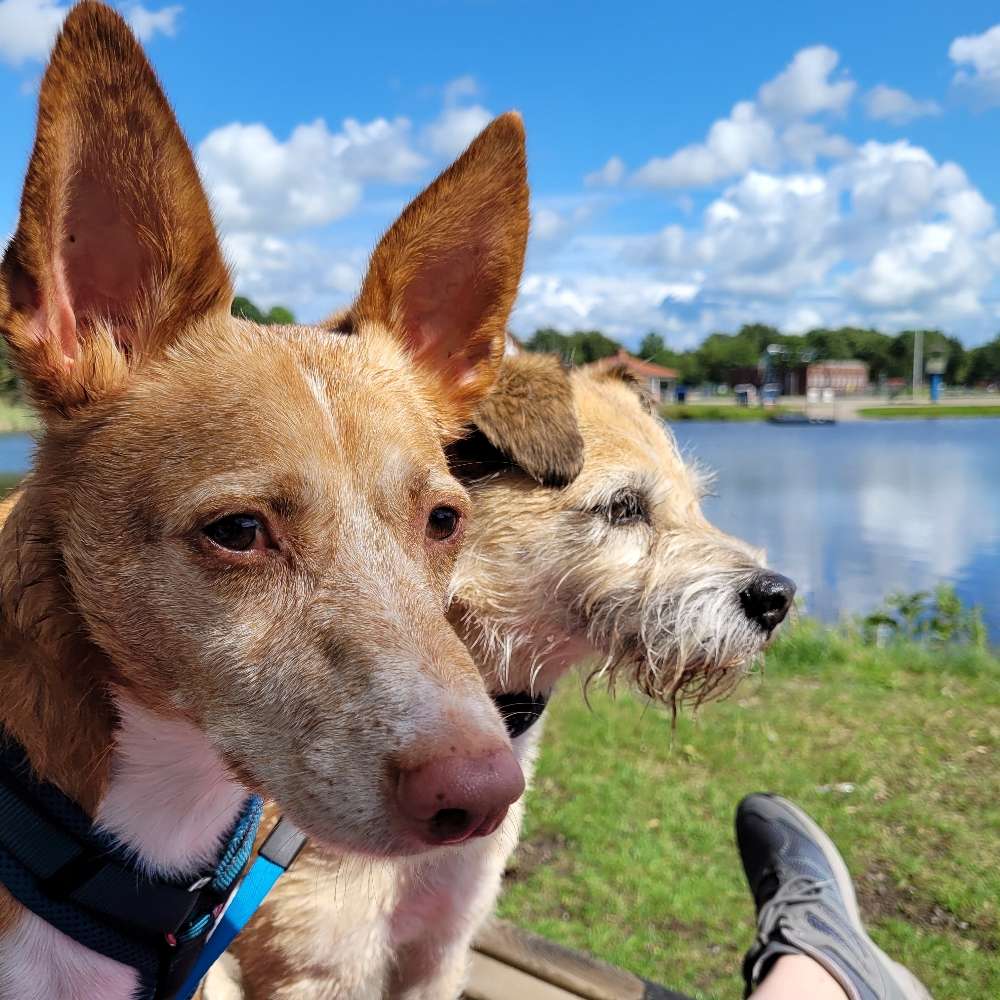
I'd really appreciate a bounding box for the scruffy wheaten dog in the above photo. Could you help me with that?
[221,355,795,998]
[0,4,531,998]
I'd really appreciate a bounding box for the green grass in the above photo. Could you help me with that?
[660,404,789,422]
[0,398,37,433]
[0,473,21,498]
[858,404,1000,419]
[498,621,1000,1000]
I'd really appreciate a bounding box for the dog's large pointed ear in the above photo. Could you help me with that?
[448,353,584,488]
[349,112,529,430]
[0,2,232,414]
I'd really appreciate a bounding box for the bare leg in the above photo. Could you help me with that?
[751,955,848,1000]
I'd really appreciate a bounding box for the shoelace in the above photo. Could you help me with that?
[753,874,833,952]
[752,872,887,1000]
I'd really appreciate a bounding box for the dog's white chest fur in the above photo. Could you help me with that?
[94,698,248,876]
[0,697,247,1000]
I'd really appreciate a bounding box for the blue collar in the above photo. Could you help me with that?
[0,726,264,999]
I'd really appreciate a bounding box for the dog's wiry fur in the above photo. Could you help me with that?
[0,4,530,998]
[221,357,782,999]
[453,366,765,712]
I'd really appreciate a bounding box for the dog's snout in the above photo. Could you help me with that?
[396,748,525,847]
[739,572,796,631]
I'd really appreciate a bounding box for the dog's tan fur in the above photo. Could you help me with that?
[0,4,530,996]
[221,357,781,999]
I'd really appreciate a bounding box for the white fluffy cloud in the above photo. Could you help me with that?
[203,78,501,316]
[757,45,856,119]
[442,74,480,104]
[125,4,181,42]
[0,0,65,66]
[512,273,700,343]
[423,75,493,157]
[688,172,840,297]
[222,232,364,319]
[197,117,426,234]
[633,46,856,190]
[864,84,941,124]
[584,156,626,187]
[422,104,493,159]
[530,201,596,247]
[532,208,569,242]
[950,24,1000,105]
[634,101,780,188]
[554,39,1000,344]
[779,121,854,165]
[529,136,1000,345]
[0,0,181,65]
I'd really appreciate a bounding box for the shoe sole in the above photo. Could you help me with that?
[767,796,933,1000]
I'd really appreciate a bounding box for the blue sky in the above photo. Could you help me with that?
[3,1,1000,347]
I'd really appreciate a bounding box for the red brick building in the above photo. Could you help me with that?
[806,360,870,394]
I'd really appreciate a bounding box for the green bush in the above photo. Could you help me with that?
[231,296,296,325]
[861,584,987,648]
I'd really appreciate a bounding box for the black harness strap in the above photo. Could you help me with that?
[0,729,261,999]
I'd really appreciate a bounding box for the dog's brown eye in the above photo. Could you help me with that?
[427,506,462,541]
[203,514,266,552]
[603,489,647,526]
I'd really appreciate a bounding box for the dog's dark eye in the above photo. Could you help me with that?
[602,489,647,526]
[203,514,266,552]
[427,506,462,541]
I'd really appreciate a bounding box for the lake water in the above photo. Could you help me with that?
[671,419,1000,640]
[0,420,997,638]
[0,434,36,477]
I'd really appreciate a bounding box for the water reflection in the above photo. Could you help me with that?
[0,422,997,638]
[671,419,1000,639]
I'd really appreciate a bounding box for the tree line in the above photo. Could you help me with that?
[230,296,296,326]
[0,296,299,402]
[525,324,1000,387]
[2,303,998,397]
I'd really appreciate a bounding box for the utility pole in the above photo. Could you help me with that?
[912,329,923,397]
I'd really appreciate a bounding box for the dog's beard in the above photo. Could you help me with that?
[578,569,767,713]
[451,520,772,710]
[455,567,769,712]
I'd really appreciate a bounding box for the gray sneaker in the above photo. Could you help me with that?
[736,793,932,1000]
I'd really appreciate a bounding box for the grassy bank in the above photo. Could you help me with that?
[0,398,37,433]
[858,404,1000,419]
[498,620,999,1000]
[660,404,788,422]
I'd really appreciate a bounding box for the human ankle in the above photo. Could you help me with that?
[750,954,850,1000]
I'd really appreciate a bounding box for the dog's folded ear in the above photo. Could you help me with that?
[0,2,232,414]
[448,352,584,487]
[595,365,658,415]
[348,113,530,434]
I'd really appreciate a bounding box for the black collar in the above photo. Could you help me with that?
[492,691,549,739]
[0,727,261,999]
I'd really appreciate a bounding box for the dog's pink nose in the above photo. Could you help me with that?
[396,748,525,847]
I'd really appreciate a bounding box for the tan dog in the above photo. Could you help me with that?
[0,4,531,998]
[221,356,794,999]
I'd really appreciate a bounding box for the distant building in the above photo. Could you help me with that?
[727,358,869,396]
[727,364,809,395]
[806,360,869,394]
[587,349,679,402]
